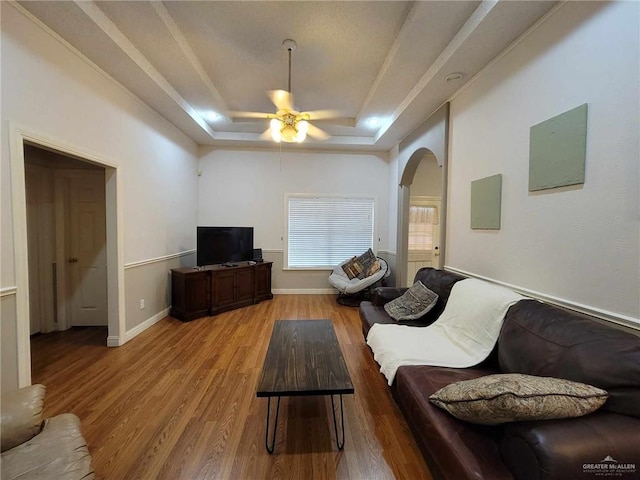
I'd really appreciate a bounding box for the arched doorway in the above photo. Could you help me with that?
[394,103,449,287]
[396,147,446,286]
[406,152,443,284]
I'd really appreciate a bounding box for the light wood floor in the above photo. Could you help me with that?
[31,295,432,480]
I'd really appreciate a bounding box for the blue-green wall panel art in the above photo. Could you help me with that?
[529,103,588,191]
[471,174,502,230]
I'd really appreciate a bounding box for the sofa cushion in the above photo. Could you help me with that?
[500,412,640,480]
[359,269,466,338]
[383,281,438,320]
[371,287,408,306]
[1,413,94,480]
[359,301,434,337]
[391,365,513,480]
[430,373,608,425]
[498,300,640,417]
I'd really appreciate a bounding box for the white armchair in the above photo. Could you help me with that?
[1,384,94,480]
[329,256,390,305]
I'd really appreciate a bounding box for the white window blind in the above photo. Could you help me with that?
[287,196,375,268]
[408,205,438,251]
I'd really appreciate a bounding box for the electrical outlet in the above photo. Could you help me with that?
[140,299,145,309]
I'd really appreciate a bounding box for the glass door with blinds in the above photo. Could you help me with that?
[407,196,441,284]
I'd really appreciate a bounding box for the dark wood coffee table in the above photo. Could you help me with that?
[256,319,354,453]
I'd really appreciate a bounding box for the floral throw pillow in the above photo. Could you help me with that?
[342,249,379,280]
[429,373,608,425]
[341,256,360,279]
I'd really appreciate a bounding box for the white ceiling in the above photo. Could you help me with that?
[19,1,558,151]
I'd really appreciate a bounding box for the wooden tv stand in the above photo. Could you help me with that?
[170,261,273,321]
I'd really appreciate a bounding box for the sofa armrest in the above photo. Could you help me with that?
[372,287,408,306]
[1,384,46,452]
[500,412,640,480]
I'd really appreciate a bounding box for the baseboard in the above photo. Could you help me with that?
[272,288,337,295]
[106,336,121,347]
[124,307,170,343]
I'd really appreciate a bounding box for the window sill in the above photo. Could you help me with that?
[282,267,333,272]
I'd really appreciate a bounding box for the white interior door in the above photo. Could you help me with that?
[65,171,107,326]
[407,197,441,285]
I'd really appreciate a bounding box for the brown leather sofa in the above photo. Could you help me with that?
[360,268,640,480]
[1,384,94,479]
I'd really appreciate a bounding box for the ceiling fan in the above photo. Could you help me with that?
[230,39,339,143]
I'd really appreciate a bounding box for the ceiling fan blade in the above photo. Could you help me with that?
[260,127,274,141]
[229,111,271,119]
[304,109,341,120]
[306,123,330,141]
[267,89,294,112]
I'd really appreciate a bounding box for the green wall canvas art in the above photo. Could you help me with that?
[529,103,588,191]
[471,174,502,230]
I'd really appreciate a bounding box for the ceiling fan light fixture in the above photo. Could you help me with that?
[296,119,309,142]
[270,118,283,142]
[270,114,308,143]
[281,124,299,143]
[243,38,333,144]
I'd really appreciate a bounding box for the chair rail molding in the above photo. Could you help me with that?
[124,250,196,269]
[445,266,640,331]
[1,286,18,297]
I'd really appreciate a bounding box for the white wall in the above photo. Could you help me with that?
[411,152,443,197]
[1,4,199,391]
[197,147,391,289]
[2,4,199,265]
[447,1,639,323]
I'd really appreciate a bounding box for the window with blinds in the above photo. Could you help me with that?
[287,195,375,268]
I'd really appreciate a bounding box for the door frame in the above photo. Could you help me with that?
[10,123,125,387]
[407,195,442,284]
[397,148,448,287]
[395,103,449,288]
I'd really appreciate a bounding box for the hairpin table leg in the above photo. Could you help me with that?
[331,394,345,450]
[265,396,281,454]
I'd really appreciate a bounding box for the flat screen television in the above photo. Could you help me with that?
[197,226,254,266]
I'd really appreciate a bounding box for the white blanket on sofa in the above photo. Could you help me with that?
[366,278,524,385]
